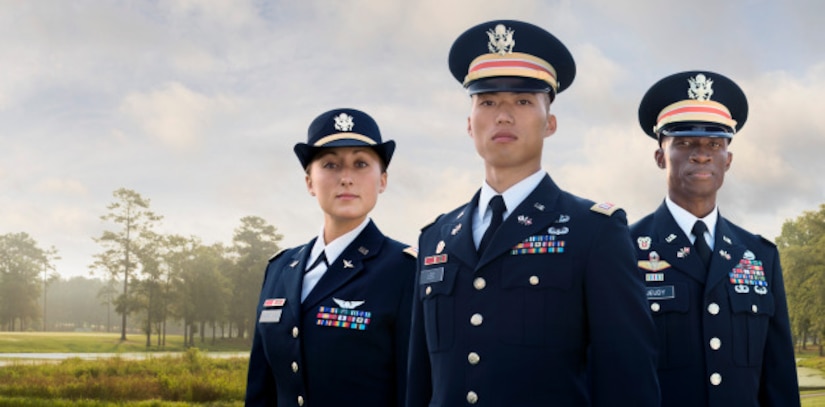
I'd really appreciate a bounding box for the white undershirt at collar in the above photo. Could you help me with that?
[307,217,371,269]
[665,196,718,250]
[474,169,545,248]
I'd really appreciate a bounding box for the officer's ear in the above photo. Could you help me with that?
[725,151,733,171]
[654,148,665,169]
[305,172,316,196]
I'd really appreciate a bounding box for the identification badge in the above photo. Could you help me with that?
[646,285,675,300]
[259,309,282,323]
[420,267,444,284]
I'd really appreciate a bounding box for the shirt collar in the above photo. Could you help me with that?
[478,169,545,220]
[664,196,718,242]
[309,217,371,267]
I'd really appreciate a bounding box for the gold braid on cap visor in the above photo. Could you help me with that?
[464,52,558,91]
[313,133,377,146]
[654,100,738,134]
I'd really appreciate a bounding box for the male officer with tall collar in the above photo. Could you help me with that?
[633,71,799,406]
[406,20,660,406]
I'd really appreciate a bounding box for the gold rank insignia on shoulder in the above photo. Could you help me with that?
[590,202,620,216]
[403,246,418,258]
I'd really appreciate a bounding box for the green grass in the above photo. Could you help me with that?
[0,348,246,405]
[0,332,250,353]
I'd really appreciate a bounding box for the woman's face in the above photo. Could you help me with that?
[306,146,387,226]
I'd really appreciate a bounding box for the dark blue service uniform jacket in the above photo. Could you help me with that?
[245,221,416,407]
[406,175,660,406]
[630,202,799,407]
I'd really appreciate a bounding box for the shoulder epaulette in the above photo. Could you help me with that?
[758,235,777,248]
[421,214,444,233]
[403,246,418,259]
[590,202,621,216]
[268,248,287,262]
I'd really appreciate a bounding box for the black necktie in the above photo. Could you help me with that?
[478,195,506,254]
[305,251,328,274]
[691,220,712,269]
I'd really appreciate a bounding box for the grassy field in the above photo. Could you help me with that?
[3,332,825,404]
[0,332,250,353]
[0,347,245,406]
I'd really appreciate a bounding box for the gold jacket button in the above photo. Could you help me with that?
[709,337,721,350]
[291,361,299,373]
[466,391,479,404]
[467,352,480,365]
[292,326,299,338]
[425,286,432,295]
[650,302,661,312]
[473,277,486,290]
[707,302,720,315]
[710,373,722,386]
[529,275,539,286]
[297,395,305,406]
[470,313,483,326]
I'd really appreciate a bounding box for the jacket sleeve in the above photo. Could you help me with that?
[585,213,661,406]
[758,245,801,406]
[394,253,417,407]
[244,264,278,406]
[405,248,432,407]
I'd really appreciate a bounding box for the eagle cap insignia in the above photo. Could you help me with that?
[487,24,515,55]
[688,74,714,101]
[333,113,355,132]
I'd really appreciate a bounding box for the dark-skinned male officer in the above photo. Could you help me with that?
[632,70,800,406]
[405,19,660,407]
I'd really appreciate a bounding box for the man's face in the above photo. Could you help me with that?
[656,136,732,206]
[467,91,556,171]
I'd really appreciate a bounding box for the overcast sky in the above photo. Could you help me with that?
[2,0,824,278]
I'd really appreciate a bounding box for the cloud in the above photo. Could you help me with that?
[119,82,237,150]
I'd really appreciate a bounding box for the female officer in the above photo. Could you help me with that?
[245,108,416,407]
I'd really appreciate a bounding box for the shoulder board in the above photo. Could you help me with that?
[403,246,418,259]
[268,248,287,262]
[590,202,621,216]
[421,214,444,233]
[758,235,777,248]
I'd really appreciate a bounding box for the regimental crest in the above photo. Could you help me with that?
[637,236,652,250]
[688,74,714,101]
[487,24,515,55]
[333,113,355,132]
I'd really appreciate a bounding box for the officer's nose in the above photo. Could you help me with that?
[495,108,514,124]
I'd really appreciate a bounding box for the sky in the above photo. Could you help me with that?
[2,0,824,279]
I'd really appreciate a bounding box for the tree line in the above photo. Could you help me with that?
[5,189,825,352]
[0,188,282,348]
[778,203,825,353]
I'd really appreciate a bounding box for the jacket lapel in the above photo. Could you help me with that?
[439,196,480,269]
[282,243,311,322]
[301,221,384,311]
[477,175,563,270]
[649,203,707,283]
[705,216,746,293]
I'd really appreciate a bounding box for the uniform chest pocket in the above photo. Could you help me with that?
[499,254,575,347]
[420,264,458,352]
[729,290,775,367]
[647,282,692,368]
